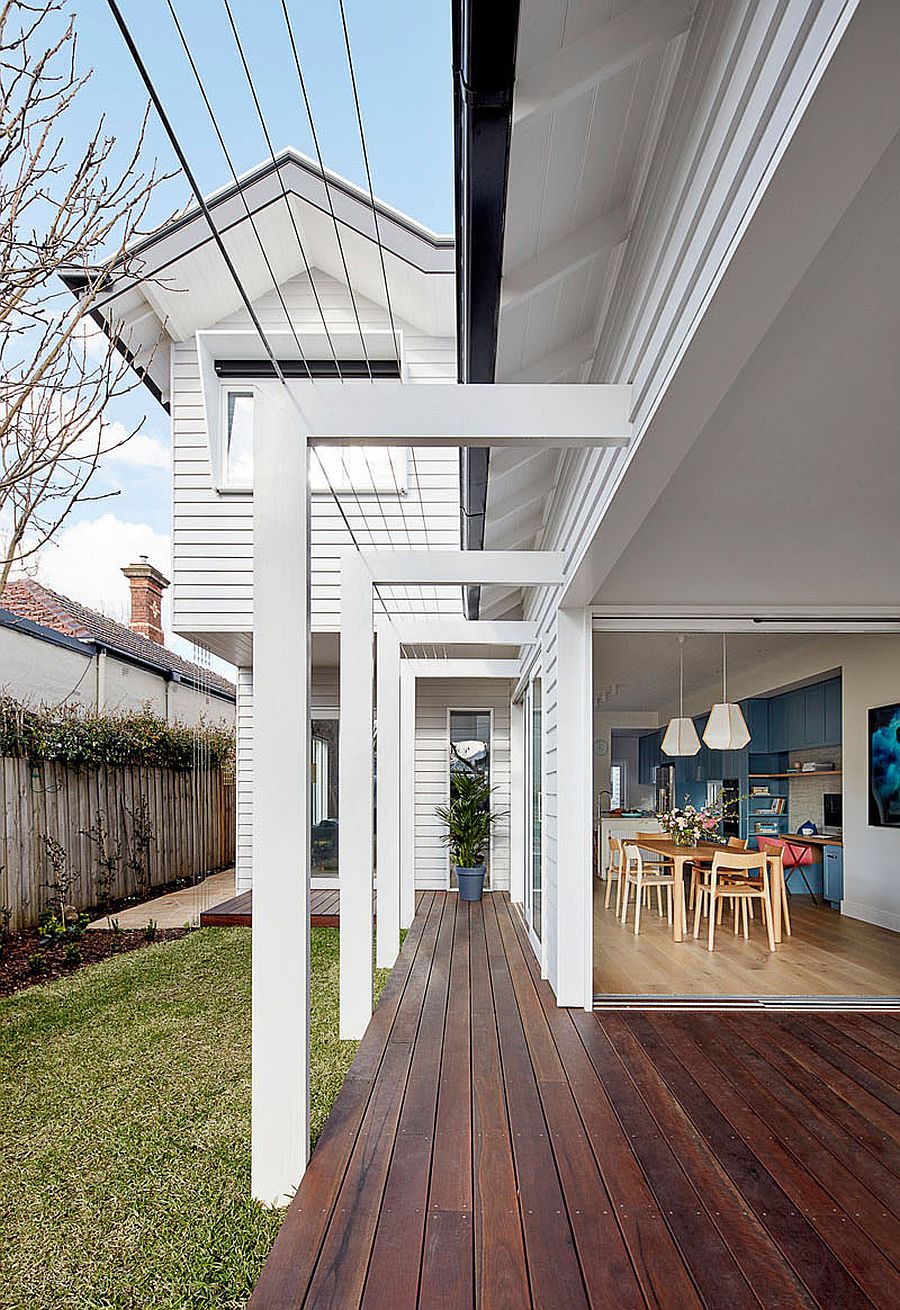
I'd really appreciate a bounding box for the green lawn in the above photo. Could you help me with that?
[0,926,390,1310]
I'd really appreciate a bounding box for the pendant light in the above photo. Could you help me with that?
[703,633,750,750]
[661,636,701,756]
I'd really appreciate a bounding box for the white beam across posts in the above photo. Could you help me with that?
[509,696,526,908]
[339,553,374,1039]
[288,380,632,447]
[391,619,537,646]
[554,607,594,1011]
[357,550,565,587]
[375,624,401,968]
[399,664,416,930]
[251,390,310,1205]
[404,659,522,679]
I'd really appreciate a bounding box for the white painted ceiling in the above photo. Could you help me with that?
[482,0,695,613]
[592,631,828,715]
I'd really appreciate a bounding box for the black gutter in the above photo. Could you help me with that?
[453,0,519,618]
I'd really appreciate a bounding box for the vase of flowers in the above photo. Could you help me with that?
[660,790,738,846]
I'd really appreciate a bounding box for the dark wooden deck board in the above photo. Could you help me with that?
[250,893,900,1310]
[200,887,425,928]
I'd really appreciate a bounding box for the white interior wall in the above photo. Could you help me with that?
[414,677,513,891]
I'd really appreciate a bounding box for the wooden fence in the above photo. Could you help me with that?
[0,759,235,929]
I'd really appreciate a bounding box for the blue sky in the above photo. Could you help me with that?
[36,0,453,661]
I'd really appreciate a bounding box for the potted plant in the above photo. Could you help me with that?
[435,772,503,901]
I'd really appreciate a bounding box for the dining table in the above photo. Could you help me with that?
[630,836,785,945]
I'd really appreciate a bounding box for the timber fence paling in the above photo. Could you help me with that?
[0,758,235,930]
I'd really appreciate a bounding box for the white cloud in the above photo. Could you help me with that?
[34,514,172,625]
[101,421,170,472]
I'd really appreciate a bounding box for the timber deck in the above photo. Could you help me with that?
[249,890,900,1310]
[201,887,425,928]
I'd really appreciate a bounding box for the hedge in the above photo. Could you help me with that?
[0,696,234,770]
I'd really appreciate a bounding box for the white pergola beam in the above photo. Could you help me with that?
[356,549,564,587]
[392,619,537,645]
[501,207,629,309]
[404,659,521,679]
[504,333,596,385]
[289,380,632,447]
[514,0,693,127]
[251,391,310,1205]
[375,626,401,968]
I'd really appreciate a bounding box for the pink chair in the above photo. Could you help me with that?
[758,836,819,904]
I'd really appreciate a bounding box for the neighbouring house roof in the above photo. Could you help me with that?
[0,579,235,700]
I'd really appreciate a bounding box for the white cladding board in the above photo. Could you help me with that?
[236,667,253,893]
[540,621,559,991]
[414,678,513,891]
[235,663,342,892]
[170,270,460,640]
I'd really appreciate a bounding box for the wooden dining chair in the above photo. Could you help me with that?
[605,835,624,913]
[756,842,791,937]
[727,836,748,850]
[621,843,681,936]
[693,850,776,953]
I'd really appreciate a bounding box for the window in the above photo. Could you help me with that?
[610,762,625,810]
[449,709,492,889]
[223,389,254,487]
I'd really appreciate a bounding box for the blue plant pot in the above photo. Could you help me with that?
[455,866,486,901]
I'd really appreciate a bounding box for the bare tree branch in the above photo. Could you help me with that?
[0,1,173,591]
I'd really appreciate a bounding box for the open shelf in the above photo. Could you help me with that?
[748,771,842,779]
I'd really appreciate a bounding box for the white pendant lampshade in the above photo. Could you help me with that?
[702,634,751,750]
[662,715,701,756]
[662,636,701,756]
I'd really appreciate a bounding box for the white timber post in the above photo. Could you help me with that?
[375,623,401,967]
[554,606,594,1010]
[509,695,526,907]
[339,552,374,1038]
[251,388,310,1205]
[399,663,416,929]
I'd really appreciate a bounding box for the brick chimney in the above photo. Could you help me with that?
[121,556,169,645]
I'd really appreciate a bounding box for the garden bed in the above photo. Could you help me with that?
[0,925,186,997]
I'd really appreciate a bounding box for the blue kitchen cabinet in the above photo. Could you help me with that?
[638,733,654,785]
[804,682,826,748]
[786,691,805,752]
[824,677,842,745]
[745,699,769,753]
[769,696,788,752]
[823,844,844,906]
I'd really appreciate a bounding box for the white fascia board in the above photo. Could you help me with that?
[288,380,632,447]
[356,548,564,587]
[501,207,629,309]
[514,0,693,127]
[404,659,521,679]
[389,619,537,645]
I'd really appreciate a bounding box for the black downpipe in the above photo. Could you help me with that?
[453,0,519,618]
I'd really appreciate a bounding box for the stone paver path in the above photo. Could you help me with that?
[88,868,235,930]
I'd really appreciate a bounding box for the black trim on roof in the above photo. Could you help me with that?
[214,358,401,380]
[453,0,520,618]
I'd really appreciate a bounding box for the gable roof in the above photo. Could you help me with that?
[1,579,235,700]
[62,149,455,409]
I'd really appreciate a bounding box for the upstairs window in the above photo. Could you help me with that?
[223,389,254,487]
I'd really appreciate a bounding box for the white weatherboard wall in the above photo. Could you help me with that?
[414,678,513,890]
[170,270,460,655]
[235,663,342,893]
[236,668,253,894]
